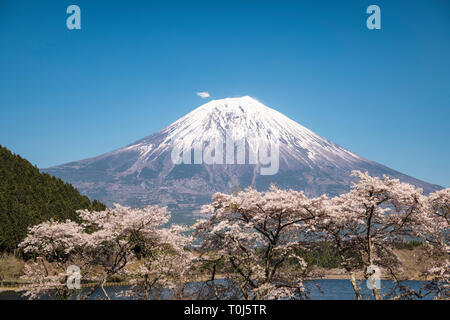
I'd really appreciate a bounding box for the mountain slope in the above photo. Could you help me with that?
[0,145,106,252]
[44,96,442,216]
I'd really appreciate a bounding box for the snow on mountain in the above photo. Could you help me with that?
[113,96,363,174]
[44,96,442,222]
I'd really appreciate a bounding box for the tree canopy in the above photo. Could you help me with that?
[0,145,105,252]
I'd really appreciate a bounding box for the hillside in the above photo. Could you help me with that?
[0,145,105,252]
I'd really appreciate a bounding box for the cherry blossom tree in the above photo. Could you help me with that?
[404,188,449,300]
[18,220,90,299]
[18,173,448,300]
[19,204,194,300]
[315,171,449,300]
[119,224,195,299]
[193,186,326,300]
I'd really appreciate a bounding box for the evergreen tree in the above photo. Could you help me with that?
[0,145,106,252]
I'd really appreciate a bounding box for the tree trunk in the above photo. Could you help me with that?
[367,206,382,300]
[101,278,111,300]
[349,272,362,300]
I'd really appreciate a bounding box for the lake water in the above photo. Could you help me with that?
[0,279,436,300]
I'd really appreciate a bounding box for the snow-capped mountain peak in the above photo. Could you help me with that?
[45,96,441,215]
[125,96,362,169]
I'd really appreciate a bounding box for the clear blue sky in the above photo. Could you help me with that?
[0,0,449,187]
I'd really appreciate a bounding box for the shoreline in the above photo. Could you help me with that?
[0,276,429,294]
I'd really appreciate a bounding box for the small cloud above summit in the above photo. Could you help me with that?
[197,92,210,99]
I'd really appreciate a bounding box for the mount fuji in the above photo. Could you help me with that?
[44,96,441,220]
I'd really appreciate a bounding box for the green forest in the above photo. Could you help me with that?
[0,145,105,252]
